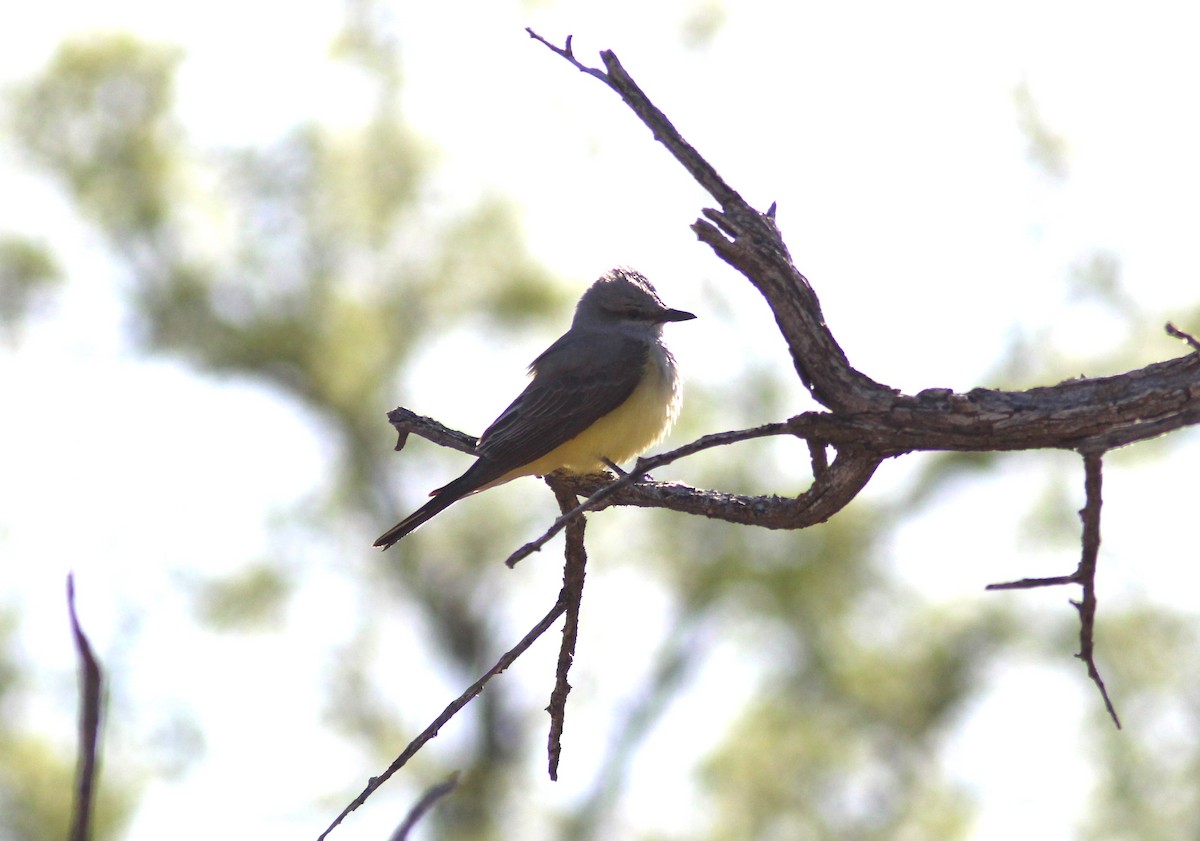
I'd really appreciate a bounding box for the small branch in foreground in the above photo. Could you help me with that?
[986,451,1120,728]
[387,772,460,841]
[318,597,568,840]
[546,482,589,780]
[67,573,102,841]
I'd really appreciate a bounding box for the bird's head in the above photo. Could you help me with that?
[574,267,696,327]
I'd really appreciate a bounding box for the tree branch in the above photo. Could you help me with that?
[389,339,1200,554]
[525,29,892,411]
[986,452,1121,727]
[1074,451,1120,728]
[785,352,1200,454]
[385,406,477,456]
[67,573,102,841]
[518,33,1200,727]
[546,482,588,780]
[502,422,800,566]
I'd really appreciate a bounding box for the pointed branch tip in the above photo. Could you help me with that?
[1166,321,1200,351]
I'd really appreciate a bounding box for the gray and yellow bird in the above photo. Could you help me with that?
[375,267,695,549]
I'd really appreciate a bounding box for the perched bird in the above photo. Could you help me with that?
[375,267,695,549]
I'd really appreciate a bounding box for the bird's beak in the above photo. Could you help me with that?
[659,308,697,323]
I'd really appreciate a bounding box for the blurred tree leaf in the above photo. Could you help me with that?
[681,0,727,49]
[0,235,61,339]
[190,562,292,630]
[1079,608,1200,841]
[1014,81,1068,181]
[0,731,134,841]
[4,26,554,840]
[10,34,181,239]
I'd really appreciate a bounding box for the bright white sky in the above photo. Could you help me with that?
[2,2,1200,840]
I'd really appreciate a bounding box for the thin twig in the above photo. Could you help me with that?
[505,422,792,567]
[526,29,743,217]
[985,451,1120,728]
[1166,321,1200,352]
[1075,451,1121,728]
[67,573,103,841]
[985,574,1078,591]
[387,772,460,841]
[385,406,477,455]
[524,30,608,83]
[547,481,589,780]
[318,598,568,840]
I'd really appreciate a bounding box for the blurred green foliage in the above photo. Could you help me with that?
[1079,609,1200,841]
[189,562,292,630]
[1014,81,1069,181]
[2,19,555,840]
[10,35,182,238]
[0,236,61,340]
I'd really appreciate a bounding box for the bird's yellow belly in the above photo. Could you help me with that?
[503,357,680,483]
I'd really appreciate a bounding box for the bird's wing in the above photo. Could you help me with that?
[475,329,648,469]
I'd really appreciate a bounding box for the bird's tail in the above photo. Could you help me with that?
[374,460,506,550]
[373,489,460,550]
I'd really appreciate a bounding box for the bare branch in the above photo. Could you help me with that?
[502,421,816,567]
[546,482,588,780]
[986,452,1120,727]
[393,342,1200,560]
[524,30,608,83]
[1166,321,1200,352]
[984,574,1077,591]
[526,30,891,412]
[524,29,742,207]
[385,406,477,455]
[387,46,1200,559]
[67,573,102,841]
[784,353,1200,454]
[548,447,882,527]
[520,33,1200,734]
[1074,451,1121,728]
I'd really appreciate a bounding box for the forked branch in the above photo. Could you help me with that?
[521,29,1200,729]
[987,451,1121,727]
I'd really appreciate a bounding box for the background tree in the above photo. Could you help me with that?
[1,3,1198,840]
